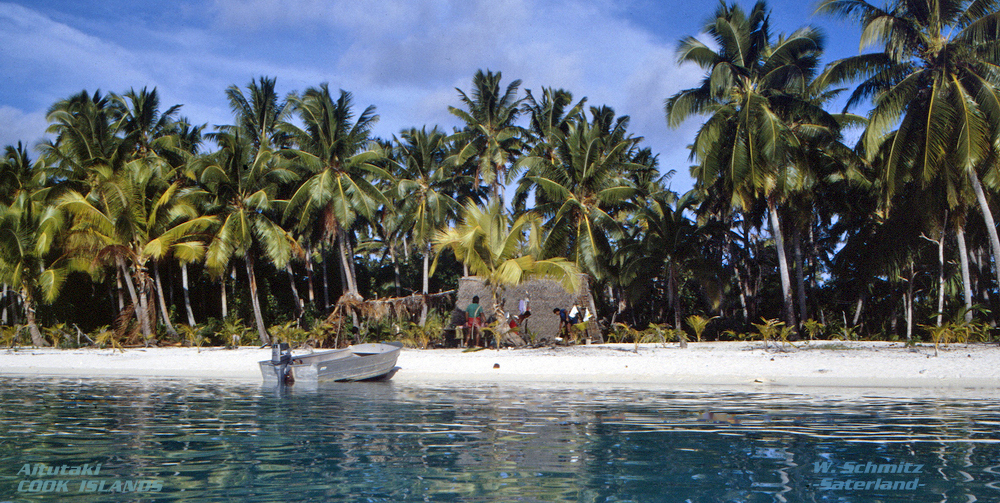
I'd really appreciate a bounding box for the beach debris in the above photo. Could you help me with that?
[493,363,500,369]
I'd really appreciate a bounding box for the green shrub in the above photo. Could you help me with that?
[0,325,24,347]
[396,313,446,349]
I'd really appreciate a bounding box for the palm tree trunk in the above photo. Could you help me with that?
[321,248,330,309]
[957,223,974,322]
[220,271,228,319]
[347,235,359,294]
[181,262,196,326]
[116,257,150,339]
[389,239,402,297]
[337,233,357,294]
[794,227,809,323]
[937,229,945,327]
[1,283,8,325]
[419,243,430,326]
[139,281,153,345]
[305,246,316,305]
[669,262,688,348]
[969,170,1000,296]
[286,264,303,320]
[336,243,349,295]
[906,261,915,340]
[902,286,911,340]
[767,199,797,330]
[726,231,750,322]
[116,268,125,314]
[669,262,680,329]
[154,261,178,337]
[245,254,270,345]
[919,220,949,327]
[978,247,996,327]
[23,288,48,347]
[972,247,983,309]
[337,234,361,327]
[167,261,175,307]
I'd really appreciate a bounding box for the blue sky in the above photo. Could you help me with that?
[0,0,862,192]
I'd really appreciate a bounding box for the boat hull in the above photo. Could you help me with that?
[259,342,402,385]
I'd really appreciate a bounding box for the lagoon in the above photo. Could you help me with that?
[1,377,999,502]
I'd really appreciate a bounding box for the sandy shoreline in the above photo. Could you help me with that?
[2,341,999,390]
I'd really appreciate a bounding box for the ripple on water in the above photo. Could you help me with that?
[1,377,999,502]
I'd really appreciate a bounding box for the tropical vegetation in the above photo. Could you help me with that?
[3,0,1000,348]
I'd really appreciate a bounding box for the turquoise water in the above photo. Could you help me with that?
[1,377,999,502]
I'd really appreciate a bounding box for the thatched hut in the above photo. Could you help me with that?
[451,275,602,345]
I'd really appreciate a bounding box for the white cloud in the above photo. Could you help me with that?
[1,0,708,189]
[0,3,152,106]
[0,106,48,149]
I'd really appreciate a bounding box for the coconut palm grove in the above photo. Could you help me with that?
[3,0,1000,348]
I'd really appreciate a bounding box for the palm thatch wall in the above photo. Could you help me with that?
[452,275,602,344]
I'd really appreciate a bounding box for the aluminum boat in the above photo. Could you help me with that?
[260,342,402,385]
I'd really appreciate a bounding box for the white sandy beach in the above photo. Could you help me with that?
[2,341,999,389]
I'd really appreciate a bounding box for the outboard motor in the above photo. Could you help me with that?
[271,343,294,384]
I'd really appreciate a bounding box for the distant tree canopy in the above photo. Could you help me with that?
[3,0,1000,347]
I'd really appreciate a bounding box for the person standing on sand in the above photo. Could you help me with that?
[466,296,484,347]
[554,307,571,340]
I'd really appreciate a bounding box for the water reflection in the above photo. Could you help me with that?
[0,377,998,502]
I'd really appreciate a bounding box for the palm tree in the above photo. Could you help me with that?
[109,86,193,335]
[833,180,938,338]
[618,190,703,330]
[517,107,645,282]
[111,87,182,160]
[197,77,301,344]
[780,82,864,324]
[197,129,297,346]
[1,143,32,206]
[60,159,214,342]
[521,89,586,164]
[393,127,463,324]
[40,88,205,339]
[522,88,587,141]
[512,88,586,212]
[222,77,290,153]
[449,69,525,203]
[433,201,580,345]
[169,118,208,326]
[817,0,1000,308]
[0,145,66,346]
[0,143,31,326]
[665,1,831,329]
[39,90,123,196]
[283,84,388,300]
